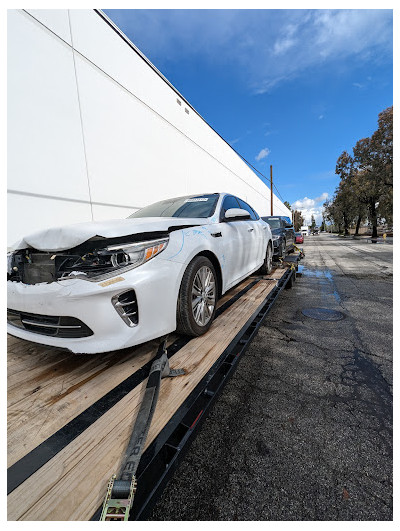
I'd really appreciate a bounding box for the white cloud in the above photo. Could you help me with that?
[300,207,325,225]
[292,196,315,210]
[272,22,298,55]
[292,192,329,224]
[315,192,329,202]
[105,9,392,94]
[255,147,270,161]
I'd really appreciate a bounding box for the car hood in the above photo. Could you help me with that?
[11,217,207,252]
[270,228,283,237]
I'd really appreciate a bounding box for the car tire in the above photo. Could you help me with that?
[260,242,273,275]
[279,239,287,258]
[176,256,218,337]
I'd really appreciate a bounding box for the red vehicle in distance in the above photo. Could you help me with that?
[295,232,304,244]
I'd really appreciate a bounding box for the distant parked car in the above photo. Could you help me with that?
[262,216,295,259]
[7,193,273,354]
[295,232,304,244]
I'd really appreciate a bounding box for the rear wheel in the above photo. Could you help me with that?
[177,256,217,337]
[260,242,273,275]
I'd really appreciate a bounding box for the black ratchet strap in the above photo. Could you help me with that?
[100,338,185,521]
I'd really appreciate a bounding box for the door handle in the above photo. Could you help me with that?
[248,228,254,232]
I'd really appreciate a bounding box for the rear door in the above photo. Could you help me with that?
[236,198,265,269]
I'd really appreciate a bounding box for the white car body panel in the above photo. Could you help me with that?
[7,193,272,354]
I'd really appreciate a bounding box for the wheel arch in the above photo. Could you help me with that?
[194,250,223,299]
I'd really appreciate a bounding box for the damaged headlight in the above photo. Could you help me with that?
[105,238,169,270]
[271,235,281,247]
[67,237,170,281]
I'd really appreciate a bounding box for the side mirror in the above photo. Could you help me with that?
[224,208,251,221]
[285,223,294,228]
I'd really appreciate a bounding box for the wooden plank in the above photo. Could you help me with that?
[7,277,253,466]
[7,337,177,467]
[7,279,277,521]
[267,267,287,280]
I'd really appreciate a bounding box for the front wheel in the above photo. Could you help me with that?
[176,256,217,337]
[260,242,273,275]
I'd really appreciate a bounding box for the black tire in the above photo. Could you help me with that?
[279,239,287,258]
[285,269,295,289]
[176,256,218,337]
[260,242,273,275]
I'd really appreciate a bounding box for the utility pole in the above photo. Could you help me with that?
[270,165,273,216]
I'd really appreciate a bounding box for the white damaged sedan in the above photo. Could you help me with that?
[7,193,273,354]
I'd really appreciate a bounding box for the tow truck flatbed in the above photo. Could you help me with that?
[7,257,300,521]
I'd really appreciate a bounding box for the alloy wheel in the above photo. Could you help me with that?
[191,266,216,326]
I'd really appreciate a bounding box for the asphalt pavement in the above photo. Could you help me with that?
[149,234,393,521]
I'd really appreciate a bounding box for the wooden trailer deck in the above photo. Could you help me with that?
[8,266,289,521]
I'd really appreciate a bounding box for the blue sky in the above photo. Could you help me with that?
[104,9,393,224]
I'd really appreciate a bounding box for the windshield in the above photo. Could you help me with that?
[128,194,219,219]
[263,217,281,229]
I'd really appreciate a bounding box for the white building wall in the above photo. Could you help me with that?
[7,9,291,246]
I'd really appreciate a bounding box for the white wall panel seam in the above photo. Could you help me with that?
[95,9,290,216]
[95,10,193,118]
[66,43,274,205]
[14,10,291,220]
[7,190,141,210]
[22,9,71,49]
[67,9,94,221]
[94,10,291,218]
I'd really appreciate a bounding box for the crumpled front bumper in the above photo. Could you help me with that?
[7,257,184,354]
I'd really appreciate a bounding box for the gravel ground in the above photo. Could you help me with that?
[149,234,393,521]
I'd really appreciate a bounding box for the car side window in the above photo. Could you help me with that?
[220,195,240,219]
[237,198,258,221]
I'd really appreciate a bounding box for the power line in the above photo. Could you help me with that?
[272,182,286,204]
[230,148,288,207]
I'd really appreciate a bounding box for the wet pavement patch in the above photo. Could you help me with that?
[301,307,345,321]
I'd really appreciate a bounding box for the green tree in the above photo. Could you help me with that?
[293,210,304,232]
[324,198,343,233]
[334,150,364,235]
[352,106,393,237]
